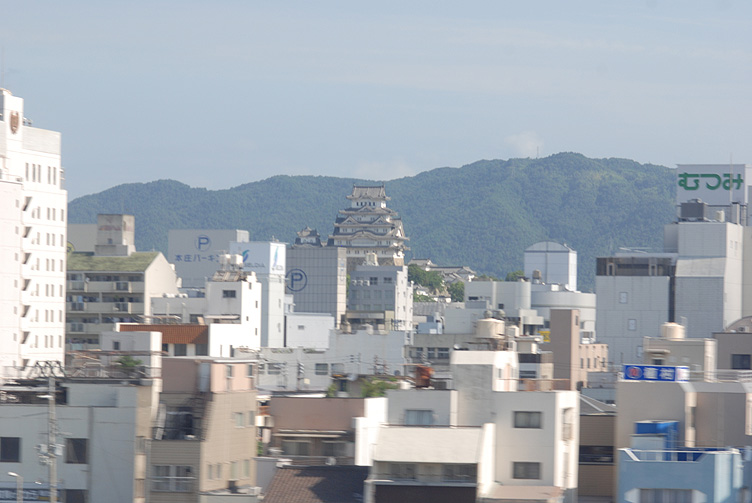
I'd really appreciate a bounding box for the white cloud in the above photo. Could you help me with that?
[504,131,544,158]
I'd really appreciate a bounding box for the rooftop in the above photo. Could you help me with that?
[263,465,368,503]
[67,251,160,272]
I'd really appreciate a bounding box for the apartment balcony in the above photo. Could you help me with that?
[67,280,87,291]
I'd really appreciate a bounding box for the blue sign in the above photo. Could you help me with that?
[623,365,690,382]
[195,234,212,251]
[286,269,308,292]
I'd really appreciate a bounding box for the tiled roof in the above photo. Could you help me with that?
[263,465,368,503]
[67,252,160,272]
[119,324,208,344]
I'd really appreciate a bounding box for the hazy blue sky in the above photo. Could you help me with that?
[4,1,751,198]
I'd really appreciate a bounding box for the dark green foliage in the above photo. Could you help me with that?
[69,153,676,291]
[505,270,525,282]
[407,264,444,293]
[360,377,399,398]
[448,281,464,302]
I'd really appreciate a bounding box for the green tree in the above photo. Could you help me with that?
[448,281,465,302]
[360,377,399,397]
[505,270,525,282]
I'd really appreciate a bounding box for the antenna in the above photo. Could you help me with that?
[1,46,4,89]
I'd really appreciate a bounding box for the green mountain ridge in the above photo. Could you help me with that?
[69,152,677,291]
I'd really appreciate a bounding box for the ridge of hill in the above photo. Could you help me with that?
[69,152,677,291]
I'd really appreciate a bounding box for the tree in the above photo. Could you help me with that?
[360,377,399,397]
[448,281,464,302]
[505,270,525,282]
[408,264,444,293]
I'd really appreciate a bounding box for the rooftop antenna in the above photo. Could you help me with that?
[1,46,5,89]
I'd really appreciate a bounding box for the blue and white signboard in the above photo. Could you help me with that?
[622,365,690,382]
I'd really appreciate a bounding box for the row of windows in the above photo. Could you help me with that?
[68,274,143,282]
[412,347,450,360]
[25,163,62,187]
[0,437,87,463]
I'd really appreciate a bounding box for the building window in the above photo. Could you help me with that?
[579,446,614,464]
[152,465,194,492]
[619,292,628,304]
[174,344,187,356]
[222,290,236,298]
[243,459,251,478]
[247,364,255,377]
[437,347,450,359]
[63,490,88,503]
[322,441,346,457]
[514,411,542,428]
[639,489,691,503]
[628,319,637,331]
[390,463,416,480]
[267,363,283,375]
[281,440,310,456]
[234,412,244,427]
[732,354,752,370]
[427,347,436,359]
[0,437,20,462]
[230,461,239,480]
[512,462,541,479]
[112,341,120,350]
[405,409,434,426]
[66,438,88,464]
[195,344,208,356]
[248,411,255,426]
[442,464,477,482]
[226,364,234,378]
[315,363,329,375]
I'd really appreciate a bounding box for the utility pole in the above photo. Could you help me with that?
[46,375,57,503]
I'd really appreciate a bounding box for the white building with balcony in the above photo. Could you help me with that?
[0,88,67,375]
[364,350,580,503]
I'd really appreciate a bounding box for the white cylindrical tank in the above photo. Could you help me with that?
[476,318,504,338]
[661,322,685,340]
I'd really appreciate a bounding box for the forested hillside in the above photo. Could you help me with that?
[69,153,677,291]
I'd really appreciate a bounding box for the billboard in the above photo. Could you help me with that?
[622,365,690,382]
[676,164,751,206]
[167,229,250,288]
[230,241,286,276]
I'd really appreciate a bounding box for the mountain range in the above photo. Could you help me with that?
[69,152,678,291]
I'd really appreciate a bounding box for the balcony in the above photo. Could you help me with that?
[67,280,87,291]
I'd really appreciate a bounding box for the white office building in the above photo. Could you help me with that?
[0,88,67,374]
[167,229,250,289]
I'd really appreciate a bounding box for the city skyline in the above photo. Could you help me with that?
[3,1,751,198]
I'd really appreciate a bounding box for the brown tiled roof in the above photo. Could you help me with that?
[119,324,208,344]
[263,465,368,503]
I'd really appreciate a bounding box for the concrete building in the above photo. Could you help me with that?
[229,241,286,347]
[257,328,411,392]
[642,322,716,372]
[347,257,413,331]
[328,185,409,270]
[463,280,544,334]
[0,88,67,374]
[151,357,259,502]
[286,243,347,327]
[66,252,180,348]
[365,350,580,503]
[544,309,608,391]
[0,360,158,503]
[524,241,578,292]
[714,316,752,370]
[260,396,386,465]
[167,229,250,289]
[598,166,752,364]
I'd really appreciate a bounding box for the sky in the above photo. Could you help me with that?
[3,1,752,199]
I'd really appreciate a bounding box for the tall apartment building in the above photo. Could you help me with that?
[328,185,409,270]
[0,88,67,374]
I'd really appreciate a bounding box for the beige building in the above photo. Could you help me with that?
[714,315,752,370]
[643,322,716,372]
[545,309,608,390]
[150,357,258,502]
[66,215,180,348]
